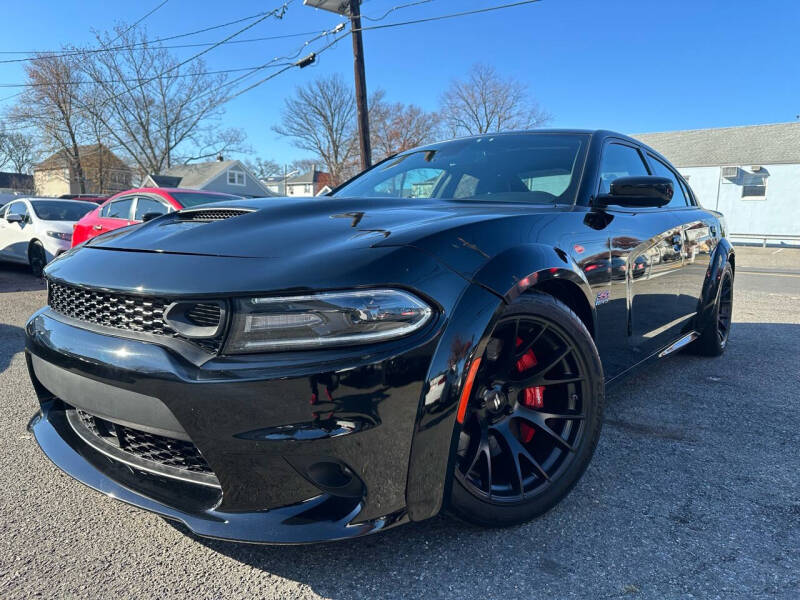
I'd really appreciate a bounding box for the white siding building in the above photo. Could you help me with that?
[635,122,800,244]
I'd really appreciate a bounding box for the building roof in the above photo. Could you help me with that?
[0,171,34,190]
[632,122,800,167]
[154,160,239,189]
[35,144,131,171]
[148,174,183,187]
[287,167,331,186]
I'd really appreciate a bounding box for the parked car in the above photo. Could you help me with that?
[71,188,244,246]
[26,130,733,544]
[0,198,94,275]
[59,194,109,204]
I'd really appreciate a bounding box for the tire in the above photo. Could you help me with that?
[28,241,47,278]
[449,291,604,528]
[691,263,733,357]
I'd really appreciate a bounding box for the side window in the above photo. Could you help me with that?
[647,155,688,208]
[372,168,447,198]
[102,197,134,220]
[598,143,650,194]
[134,197,169,221]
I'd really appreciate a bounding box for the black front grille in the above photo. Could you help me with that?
[75,409,213,475]
[177,208,252,222]
[48,281,223,353]
[186,303,222,327]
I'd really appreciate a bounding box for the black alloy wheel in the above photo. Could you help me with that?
[716,271,733,346]
[692,262,733,357]
[449,292,604,527]
[28,241,47,278]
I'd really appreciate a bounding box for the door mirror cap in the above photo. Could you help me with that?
[5,213,23,223]
[595,176,674,209]
[141,212,163,222]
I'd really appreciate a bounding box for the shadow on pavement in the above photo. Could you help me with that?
[0,264,45,293]
[0,323,26,375]
[164,321,800,599]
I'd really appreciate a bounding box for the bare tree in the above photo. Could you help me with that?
[77,26,248,175]
[440,64,551,137]
[9,53,93,192]
[290,158,318,174]
[244,157,282,179]
[0,131,40,173]
[273,75,358,186]
[369,89,440,161]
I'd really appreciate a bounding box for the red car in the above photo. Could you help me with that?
[72,188,242,247]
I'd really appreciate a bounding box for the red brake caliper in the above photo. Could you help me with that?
[516,337,545,443]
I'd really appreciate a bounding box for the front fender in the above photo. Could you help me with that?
[472,244,597,329]
[404,245,598,520]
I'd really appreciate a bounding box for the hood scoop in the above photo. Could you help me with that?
[177,207,255,222]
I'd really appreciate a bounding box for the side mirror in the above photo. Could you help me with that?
[595,176,673,209]
[6,213,23,223]
[141,212,163,222]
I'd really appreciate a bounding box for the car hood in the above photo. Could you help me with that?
[86,196,564,260]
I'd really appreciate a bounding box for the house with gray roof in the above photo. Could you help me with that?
[633,122,800,243]
[143,158,275,197]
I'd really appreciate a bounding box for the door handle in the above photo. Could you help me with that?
[93,225,103,231]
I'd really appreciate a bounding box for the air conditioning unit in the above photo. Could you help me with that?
[721,166,740,179]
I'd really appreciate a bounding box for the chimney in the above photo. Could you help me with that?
[216,154,224,162]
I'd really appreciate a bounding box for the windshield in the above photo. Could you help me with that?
[171,192,242,208]
[334,133,589,204]
[31,200,94,221]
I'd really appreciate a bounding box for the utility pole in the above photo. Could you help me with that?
[348,0,371,170]
[304,0,372,170]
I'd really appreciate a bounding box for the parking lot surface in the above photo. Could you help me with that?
[1,250,798,600]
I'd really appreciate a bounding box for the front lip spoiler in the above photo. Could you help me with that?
[28,403,408,545]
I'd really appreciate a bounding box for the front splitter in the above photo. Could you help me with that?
[28,404,409,545]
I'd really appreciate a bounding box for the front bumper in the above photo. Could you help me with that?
[26,308,440,543]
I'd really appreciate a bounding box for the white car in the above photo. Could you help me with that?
[0,198,95,276]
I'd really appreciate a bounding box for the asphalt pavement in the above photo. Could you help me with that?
[0,250,798,600]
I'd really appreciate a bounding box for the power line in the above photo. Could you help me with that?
[357,0,542,32]
[0,63,294,89]
[361,0,434,22]
[0,7,291,64]
[107,0,170,46]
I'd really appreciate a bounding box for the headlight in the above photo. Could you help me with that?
[47,231,72,241]
[225,289,433,353]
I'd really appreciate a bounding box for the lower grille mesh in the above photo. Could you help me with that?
[75,409,213,474]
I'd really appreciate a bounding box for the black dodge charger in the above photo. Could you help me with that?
[25,130,734,544]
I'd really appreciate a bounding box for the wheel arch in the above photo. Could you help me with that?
[696,238,734,332]
[471,244,597,338]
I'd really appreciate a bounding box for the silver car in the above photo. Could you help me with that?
[0,198,95,276]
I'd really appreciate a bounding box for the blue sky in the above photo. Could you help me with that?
[1,0,799,164]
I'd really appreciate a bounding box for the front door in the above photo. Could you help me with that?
[593,141,694,372]
[0,201,31,261]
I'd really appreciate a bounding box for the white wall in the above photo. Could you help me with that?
[678,163,800,237]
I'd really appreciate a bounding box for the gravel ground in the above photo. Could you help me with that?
[0,256,798,600]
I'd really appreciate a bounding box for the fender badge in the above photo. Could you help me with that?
[595,290,610,306]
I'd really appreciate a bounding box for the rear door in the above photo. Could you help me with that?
[644,153,713,316]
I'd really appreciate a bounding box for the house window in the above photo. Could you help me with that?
[304,184,312,194]
[227,169,246,186]
[741,172,767,199]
